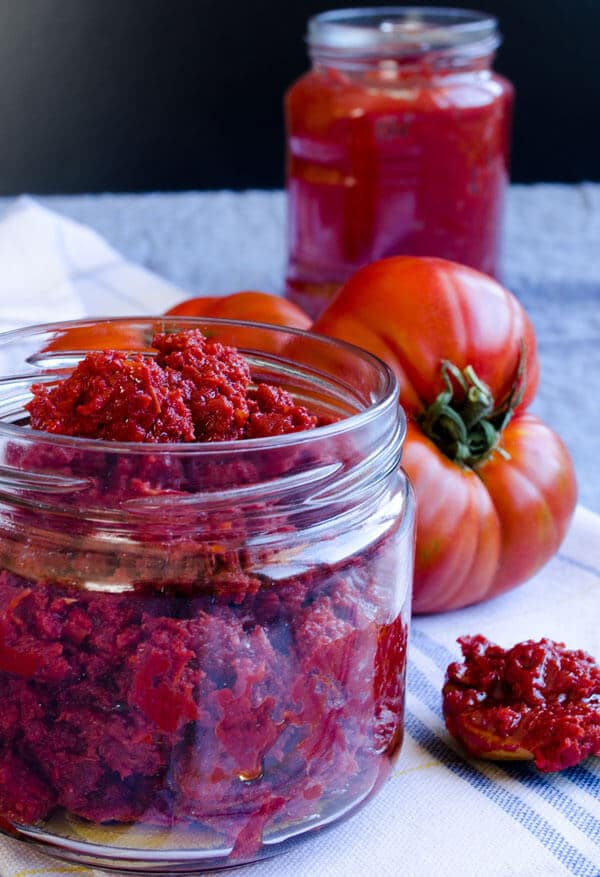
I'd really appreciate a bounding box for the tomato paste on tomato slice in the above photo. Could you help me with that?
[443,635,600,772]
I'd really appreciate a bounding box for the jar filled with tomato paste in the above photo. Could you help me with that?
[285,7,514,316]
[0,318,414,872]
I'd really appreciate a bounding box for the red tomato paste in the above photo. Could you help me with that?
[443,635,600,772]
[285,59,513,316]
[0,329,408,860]
[27,329,318,442]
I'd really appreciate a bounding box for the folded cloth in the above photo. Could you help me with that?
[0,198,598,877]
[0,196,183,334]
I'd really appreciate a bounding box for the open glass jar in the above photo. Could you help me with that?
[285,6,514,316]
[0,318,414,872]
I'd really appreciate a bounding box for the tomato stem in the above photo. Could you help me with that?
[418,346,526,468]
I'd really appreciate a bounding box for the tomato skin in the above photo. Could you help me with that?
[313,256,576,613]
[166,291,312,331]
[313,256,539,416]
[164,296,221,317]
[406,414,577,613]
[477,413,578,596]
[402,422,502,614]
[45,321,150,352]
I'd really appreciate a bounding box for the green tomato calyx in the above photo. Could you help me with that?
[418,346,526,468]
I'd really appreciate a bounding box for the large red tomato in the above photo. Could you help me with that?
[313,257,577,613]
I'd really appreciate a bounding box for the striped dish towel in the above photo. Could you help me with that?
[0,198,598,876]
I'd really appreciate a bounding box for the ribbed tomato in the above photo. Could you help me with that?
[313,256,577,613]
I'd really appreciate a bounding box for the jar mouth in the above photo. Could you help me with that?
[0,316,402,455]
[308,6,500,58]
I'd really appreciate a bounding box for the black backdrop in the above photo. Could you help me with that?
[0,0,597,194]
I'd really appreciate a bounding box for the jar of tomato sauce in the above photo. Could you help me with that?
[285,7,514,317]
[0,317,414,872]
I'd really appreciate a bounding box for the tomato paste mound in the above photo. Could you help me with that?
[443,635,600,772]
[0,327,409,862]
[27,329,318,442]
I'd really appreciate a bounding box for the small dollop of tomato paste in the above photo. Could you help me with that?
[443,635,600,772]
[27,329,318,442]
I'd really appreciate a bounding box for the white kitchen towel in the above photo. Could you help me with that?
[0,198,598,877]
[0,196,184,334]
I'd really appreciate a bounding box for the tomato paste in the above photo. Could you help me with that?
[0,329,409,862]
[443,635,600,772]
[27,329,318,442]
[285,10,513,316]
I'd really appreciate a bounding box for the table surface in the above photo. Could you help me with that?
[3,183,598,512]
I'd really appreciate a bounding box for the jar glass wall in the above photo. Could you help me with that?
[0,318,414,872]
[285,6,514,317]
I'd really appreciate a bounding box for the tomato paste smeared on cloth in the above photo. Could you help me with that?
[443,635,600,772]
[0,329,408,860]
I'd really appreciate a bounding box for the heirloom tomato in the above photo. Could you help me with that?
[313,257,577,613]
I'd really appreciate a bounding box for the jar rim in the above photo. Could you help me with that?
[0,315,403,456]
[308,6,500,57]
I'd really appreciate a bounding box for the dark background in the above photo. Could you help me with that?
[0,0,597,195]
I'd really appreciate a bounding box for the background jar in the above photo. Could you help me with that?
[0,317,414,873]
[285,6,514,317]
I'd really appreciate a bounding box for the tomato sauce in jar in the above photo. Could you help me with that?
[285,7,514,317]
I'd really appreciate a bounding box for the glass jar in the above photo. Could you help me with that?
[0,317,414,872]
[285,6,514,317]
